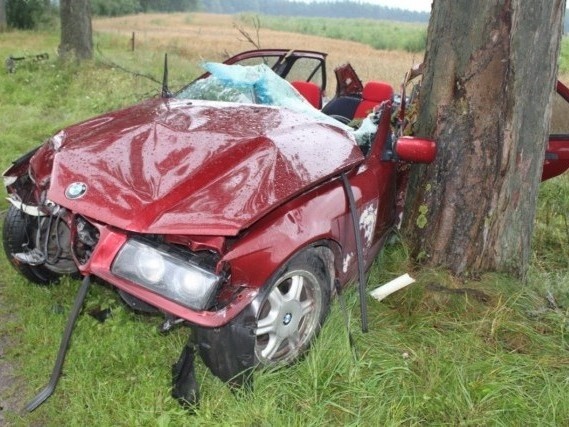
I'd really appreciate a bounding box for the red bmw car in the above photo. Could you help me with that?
[2,49,565,408]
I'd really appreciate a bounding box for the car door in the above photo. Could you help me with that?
[222,49,328,93]
[346,102,398,272]
[544,81,569,181]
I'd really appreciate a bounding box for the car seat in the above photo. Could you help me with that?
[291,81,322,109]
[353,81,394,119]
[321,95,361,121]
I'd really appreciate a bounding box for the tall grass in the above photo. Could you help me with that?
[558,37,569,76]
[238,13,428,53]
[0,22,568,426]
[533,173,569,292]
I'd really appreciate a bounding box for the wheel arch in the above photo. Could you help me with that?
[225,234,341,294]
[221,176,351,291]
[193,241,338,384]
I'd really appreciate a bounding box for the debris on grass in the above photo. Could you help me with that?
[370,273,416,302]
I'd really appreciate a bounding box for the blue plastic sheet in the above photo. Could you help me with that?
[178,62,373,139]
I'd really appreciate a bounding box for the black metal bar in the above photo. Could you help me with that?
[25,275,91,412]
[340,173,368,333]
[161,53,171,98]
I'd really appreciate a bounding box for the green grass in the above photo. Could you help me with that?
[559,37,569,76]
[2,242,568,425]
[534,175,569,270]
[238,13,428,53]
[1,27,569,426]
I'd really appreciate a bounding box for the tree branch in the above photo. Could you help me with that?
[233,15,262,49]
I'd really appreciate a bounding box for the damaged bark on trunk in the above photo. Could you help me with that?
[403,0,565,277]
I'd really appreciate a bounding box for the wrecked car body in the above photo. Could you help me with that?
[2,49,436,408]
[4,47,568,410]
[544,81,569,181]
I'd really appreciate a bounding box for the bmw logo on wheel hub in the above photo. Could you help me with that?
[282,312,293,325]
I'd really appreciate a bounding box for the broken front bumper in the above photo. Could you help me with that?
[82,226,259,328]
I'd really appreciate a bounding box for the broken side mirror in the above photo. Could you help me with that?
[394,136,436,164]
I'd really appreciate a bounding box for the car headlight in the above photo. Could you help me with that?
[111,239,221,310]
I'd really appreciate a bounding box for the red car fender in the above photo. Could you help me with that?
[222,177,352,289]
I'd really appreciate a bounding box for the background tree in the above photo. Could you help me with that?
[403,0,566,278]
[199,0,431,23]
[5,0,49,29]
[91,0,199,17]
[0,0,6,32]
[59,0,92,60]
[139,0,198,12]
[91,0,141,17]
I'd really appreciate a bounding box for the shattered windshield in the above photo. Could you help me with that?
[177,62,352,131]
[177,66,255,104]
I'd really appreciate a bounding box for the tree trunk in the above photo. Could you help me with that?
[403,0,566,278]
[59,0,92,60]
[0,0,7,32]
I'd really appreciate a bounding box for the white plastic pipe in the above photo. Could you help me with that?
[369,273,416,302]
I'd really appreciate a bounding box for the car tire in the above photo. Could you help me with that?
[254,248,331,366]
[2,204,61,285]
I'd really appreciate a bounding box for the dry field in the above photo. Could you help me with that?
[94,13,423,93]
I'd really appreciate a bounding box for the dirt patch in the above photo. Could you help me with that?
[0,349,19,424]
[0,207,25,424]
[0,284,26,425]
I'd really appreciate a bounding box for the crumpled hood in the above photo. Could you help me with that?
[42,98,363,235]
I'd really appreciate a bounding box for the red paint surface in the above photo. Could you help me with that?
[396,137,437,164]
[543,81,569,181]
[40,98,363,236]
[543,137,569,181]
[4,49,443,325]
[70,105,403,323]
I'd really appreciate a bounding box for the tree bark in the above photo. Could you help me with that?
[59,0,92,60]
[0,0,7,32]
[403,0,566,278]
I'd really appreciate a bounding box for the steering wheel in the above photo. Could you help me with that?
[329,114,351,125]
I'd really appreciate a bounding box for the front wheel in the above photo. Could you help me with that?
[2,204,61,285]
[254,249,331,366]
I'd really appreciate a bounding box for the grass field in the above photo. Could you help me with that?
[0,13,568,426]
[250,13,427,52]
[93,13,423,92]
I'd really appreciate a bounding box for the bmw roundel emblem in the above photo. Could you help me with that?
[65,182,87,199]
